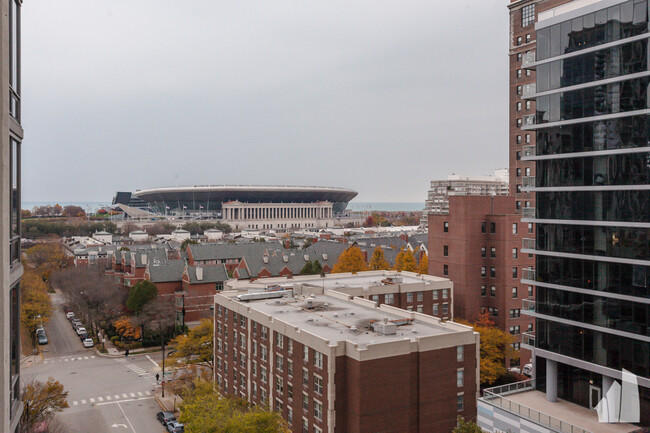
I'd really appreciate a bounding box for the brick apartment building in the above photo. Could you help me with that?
[214,279,479,433]
[429,195,534,367]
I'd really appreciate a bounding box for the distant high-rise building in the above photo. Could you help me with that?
[420,169,509,226]
[1,0,23,432]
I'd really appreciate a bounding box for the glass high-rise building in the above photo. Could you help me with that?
[520,0,650,424]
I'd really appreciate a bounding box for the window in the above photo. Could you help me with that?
[457,394,464,412]
[512,223,518,234]
[275,332,284,349]
[457,346,464,361]
[9,0,20,120]
[443,222,449,232]
[512,267,518,279]
[288,359,294,376]
[433,290,439,300]
[522,4,535,27]
[516,36,522,45]
[512,287,518,298]
[516,151,521,161]
[442,303,449,315]
[314,351,323,369]
[528,286,533,297]
[252,341,257,356]
[517,118,522,127]
[525,167,531,176]
[261,326,268,340]
[417,305,423,313]
[516,185,522,193]
[314,427,322,433]
[481,246,486,258]
[288,339,293,354]
[442,289,449,299]
[516,135,522,144]
[516,102,522,111]
[516,85,522,95]
[261,345,268,362]
[490,267,496,278]
[302,418,309,433]
[371,294,379,302]
[481,266,486,277]
[457,370,464,387]
[261,367,267,383]
[517,53,522,62]
[288,407,293,423]
[443,245,448,256]
[407,292,413,303]
[490,223,496,234]
[510,325,521,335]
[513,248,518,259]
[528,223,534,234]
[526,34,531,43]
[275,376,284,394]
[528,323,533,332]
[288,382,294,400]
[302,393,309,411]
[313,375,323,396]
[240,353,246,368]
[385,293,394,304]
[510,309,521,318]
[314,400,323,421]
[525,101,531,110]
[443,264,449,276]
[417,291,423,302]
[303,369,309,387]
[252,361,257,376]
[512,342,521,351]
[516,168,522,177]
[433,304,439,315]
[480,285,487,296]
[490,247,496,258]
[516,201,521,210]
[490,286,496,297]
[276,354,283,372]
[517,69,522,78]
[303,346,309,362]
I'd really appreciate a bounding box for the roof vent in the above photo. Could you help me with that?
[322,253,328,261]
[372,321,397,335]
[263,256,269,264]
[304,254,310,262]
[282,255,288,263]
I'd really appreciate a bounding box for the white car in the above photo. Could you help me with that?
[522,363,533,377]
[76,326,86,336]
[82,338,94,348]
[66,312,75,319]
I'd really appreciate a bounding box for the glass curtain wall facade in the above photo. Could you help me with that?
[523,0,650,425]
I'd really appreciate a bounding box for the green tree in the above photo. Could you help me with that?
[300,261,314,275]
[453,416,483,433]
[20,378,69,433]
[125,280,158,314]
[394,248,417,272]
[180,378,290,433]
[167,319,214,372]
[312,260,322,275]
[368,247,390,270]
[332,246,369,274]
[181,238,199,251]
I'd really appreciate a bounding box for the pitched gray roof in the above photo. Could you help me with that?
[187,264,229,284]
[147,260,185,283]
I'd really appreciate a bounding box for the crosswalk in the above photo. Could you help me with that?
[43,355,96,364]
[70,390,152,407]
[115,358,160,387]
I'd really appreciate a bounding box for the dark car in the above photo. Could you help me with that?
[156,411,176,426]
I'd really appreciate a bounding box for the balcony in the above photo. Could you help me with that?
[522,176,536,189]
[522,298,536,315]
[522,207,535,219]
[522,267,536,282]
[522,331,536,349]
[522,83,536,100]
[522,144,535,158]
[522,238,536,250]
[10,236,20,268]
[522,114,536,129]
[522,51,536,70]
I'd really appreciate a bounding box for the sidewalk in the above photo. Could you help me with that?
[20,352,43,369]
[154,389,183,415]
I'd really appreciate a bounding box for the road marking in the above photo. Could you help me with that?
[106,395,112,400]
[137,392,142,396]
[98,397,104,402]
[129,393,135,398]
[145,355,160,370]
[116,402,137,433]
[122,393,128,398]
[81,399,86,404]
[73,401,78,406]
[115,394,120,399]
[84,356,88,359]
[145,391,151,396]
[90,398,95,403]
[64,359,69,362]
[96,396,154,407]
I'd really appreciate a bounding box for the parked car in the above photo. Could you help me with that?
[37,333,48,345]
[82,338,94,348]
[76,326,86,336]
[71,320,82,329]
[522,363,533,377]
[79,332,89,341]
[166,421,184,433]
[66,312,75,320]
[157,411,176,426]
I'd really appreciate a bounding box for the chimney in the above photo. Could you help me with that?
[141,253,147,264]
[196,266,203,281]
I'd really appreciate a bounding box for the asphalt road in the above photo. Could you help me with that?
[24,293,168,433]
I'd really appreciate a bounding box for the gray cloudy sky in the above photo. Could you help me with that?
[22,0,509,204]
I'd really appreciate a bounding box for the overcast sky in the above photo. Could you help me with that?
[22,0,509,204]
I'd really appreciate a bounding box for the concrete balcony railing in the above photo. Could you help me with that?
[522,145,536,158]
[522,51,536,69]
[522,267,536,281]
[522,331,536,348]
[522,298,536,314]
[522,176,536,189]
[522,207,535,219]
[522,114,536,129]
[522,238,536,250]
[522,83,536,100]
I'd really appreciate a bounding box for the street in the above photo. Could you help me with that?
[23,293,168,433]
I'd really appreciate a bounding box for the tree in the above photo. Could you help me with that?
[417,252,429,274]
[20,378,69,433]
[62,205,85,217]
[452,416,483,433]
[458,312,518,386]
[394,248,417,272]
[21,272,52,337]
[21,209,32,219]
[179,378,290,433]
[113,316,141,342]
[181,238,199,251]
[126,280,158,314]
[299,261,314,275]
[24,244,67,280]
[312,260,322,275]
[167,319,214,372]
[331,246,368,274]
[368,247,390,270]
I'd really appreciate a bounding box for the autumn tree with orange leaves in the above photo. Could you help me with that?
[332,246,368,274]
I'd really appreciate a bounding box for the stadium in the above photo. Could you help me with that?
[114,185,358,216]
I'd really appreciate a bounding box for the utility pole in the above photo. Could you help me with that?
[161,332,165,398]
[182,294,186,332]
